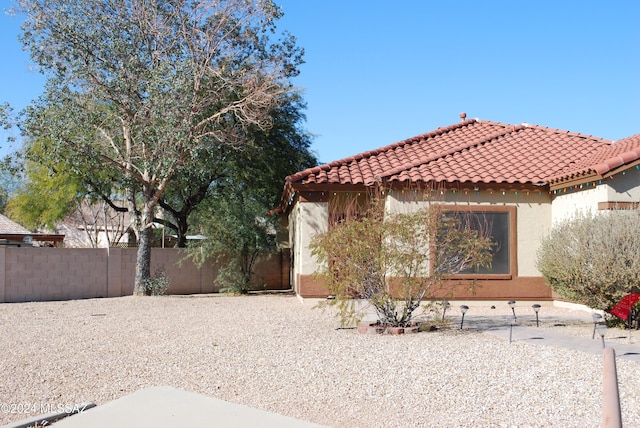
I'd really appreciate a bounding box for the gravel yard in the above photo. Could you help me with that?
[1,295,639,427]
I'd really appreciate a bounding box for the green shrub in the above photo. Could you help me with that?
[536,209,640,311]
[188,188,274,296]
[214,259,258,294]
[140,268,171,296]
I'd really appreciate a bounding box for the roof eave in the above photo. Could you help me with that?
[549,173,600,191]
[549,159,640,191]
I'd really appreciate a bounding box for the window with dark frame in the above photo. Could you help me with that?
[441,208,513,276]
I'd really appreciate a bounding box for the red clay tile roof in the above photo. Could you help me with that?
[547,133,640,183]
[285,118,639,189]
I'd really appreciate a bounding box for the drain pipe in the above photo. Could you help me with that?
[602,347,622,428]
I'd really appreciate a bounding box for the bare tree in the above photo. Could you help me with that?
[62,199,130,248]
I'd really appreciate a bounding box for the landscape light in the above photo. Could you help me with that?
[509,319,517,343]
[508,300,517,320]
[532,304,541,327]
[441,300,451,322]
[460,305,469,329]
[597,325,607,349]
[592,313,604,339]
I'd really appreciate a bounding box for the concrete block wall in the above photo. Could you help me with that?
[0,247,290,303]
[107,247,136,297]
[149,248,219,295]
[252,249,291,291]
[1,247,109,302]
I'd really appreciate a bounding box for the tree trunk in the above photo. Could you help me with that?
[175,214,189,248]
[134,204,154,295]
[134,226,152,295]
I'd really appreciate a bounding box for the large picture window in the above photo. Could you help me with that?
[441,206,516,278]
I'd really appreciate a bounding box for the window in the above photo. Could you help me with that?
[441,206,516,278]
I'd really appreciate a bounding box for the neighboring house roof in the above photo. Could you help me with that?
[0,213,64,246]
[0,213,31,234]
[286,117,622,190]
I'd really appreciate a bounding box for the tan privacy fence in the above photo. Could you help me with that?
[0,247,290,303]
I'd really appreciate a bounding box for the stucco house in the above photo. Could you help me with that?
[54,200,135,248]
[279,114,640,301]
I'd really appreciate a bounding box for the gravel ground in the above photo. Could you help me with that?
[0,295,639,427]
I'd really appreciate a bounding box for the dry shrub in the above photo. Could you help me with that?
[311,185,494,327]
[537,209,640,311]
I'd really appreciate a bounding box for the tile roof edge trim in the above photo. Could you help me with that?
[594,149,640,175]
[548,170,598,186]
[549,149,640,182]
[285,119,480,184]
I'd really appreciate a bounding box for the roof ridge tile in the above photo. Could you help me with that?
[515,123,610,144]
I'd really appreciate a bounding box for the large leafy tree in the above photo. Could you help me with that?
[0,103,11,143]
[5,160,82,229]
[0,165,12,213]
[159,92,316,247]
[191,183,273,293]
[15,0,302,294]
[6,149,131,247]
[5,131,95,229]
[5,128,134,243]
[0,103,21,212]
[188,93,317,291]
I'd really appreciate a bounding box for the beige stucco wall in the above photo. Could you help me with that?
[552,169,640,224]
[289,171,640,298]
[516,200,551,276]
[292,194,436,280]
[290,190,553,283]
[385,190,552,277]
[289,190,558,298]
[289,201,328,293]
[291,190,554,281]
[551,184,608,224]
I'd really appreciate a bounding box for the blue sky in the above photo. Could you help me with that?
[1,1,639,164]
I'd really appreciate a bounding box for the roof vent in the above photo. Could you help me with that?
[459,112,467,121]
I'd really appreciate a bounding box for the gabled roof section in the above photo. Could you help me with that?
[286,118,613,189]
[0,214,31,234]
[0,213,65,246]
